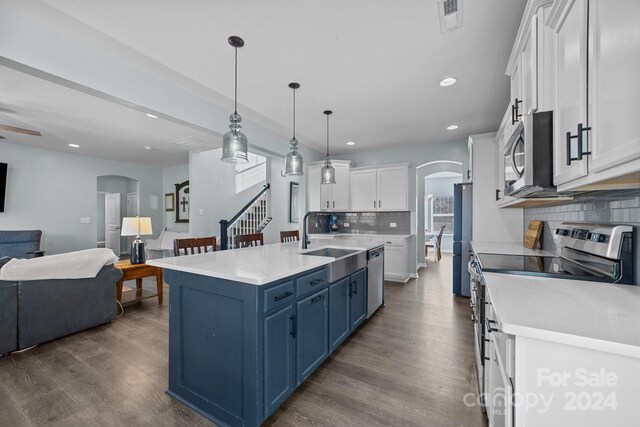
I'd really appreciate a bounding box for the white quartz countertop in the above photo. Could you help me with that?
[147,241,375,286]
[310,233,413,239]
[471,240,555,257]
[484,272,640,359]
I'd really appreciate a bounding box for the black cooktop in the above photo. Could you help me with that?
[476,253,614,282]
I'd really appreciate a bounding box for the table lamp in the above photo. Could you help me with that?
[121,217,153,264]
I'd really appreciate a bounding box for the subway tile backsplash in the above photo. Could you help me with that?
[307,211,411,235]
[524,189,640,284]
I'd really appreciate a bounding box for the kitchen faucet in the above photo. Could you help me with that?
[302,211,321,249]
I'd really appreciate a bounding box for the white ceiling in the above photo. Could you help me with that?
[36,0,527,156]
[0,65,220,167]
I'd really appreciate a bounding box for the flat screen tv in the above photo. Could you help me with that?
[0,162,7,212]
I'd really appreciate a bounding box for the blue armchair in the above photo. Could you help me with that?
[0,230,42,259]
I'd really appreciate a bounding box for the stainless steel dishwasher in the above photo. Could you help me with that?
[367,245,384,318]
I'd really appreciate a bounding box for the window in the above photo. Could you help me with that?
[429,195,454,234]
[235,153,267,193]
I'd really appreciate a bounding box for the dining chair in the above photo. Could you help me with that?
[425,225,446,262]
[173,236,217,256]
[235,232,264,248]
[280,230,300,243]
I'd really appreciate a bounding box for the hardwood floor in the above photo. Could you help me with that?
[0,254,486,426]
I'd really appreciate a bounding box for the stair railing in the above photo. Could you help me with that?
[220,183,270,250]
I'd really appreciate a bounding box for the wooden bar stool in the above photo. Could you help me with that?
[173,237,217,256]
[280,230,300,243]
[235,233,264,248]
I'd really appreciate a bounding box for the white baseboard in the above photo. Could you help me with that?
[417,263,427,268]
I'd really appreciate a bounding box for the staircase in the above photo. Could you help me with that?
[220,184,272,250]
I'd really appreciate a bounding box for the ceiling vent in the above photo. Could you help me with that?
[438,0,463,33]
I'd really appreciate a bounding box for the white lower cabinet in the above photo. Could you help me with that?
[383,246,403,279]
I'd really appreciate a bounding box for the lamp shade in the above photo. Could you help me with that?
[121,217,153,237]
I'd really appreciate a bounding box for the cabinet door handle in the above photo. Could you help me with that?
[333,201,335,208]
[348,281,352,297]
[467,170,471,180]
[274,291,293,302]
[374,200,377,208]
[309,279,323,286]
[566,123,592,165]
[289,315,296,338]
[352,282,357,295]
[495,188,501,201]
[311,295,325,303]
[379,200,382,208]
[511,98,522,125]
[326,201,329,208]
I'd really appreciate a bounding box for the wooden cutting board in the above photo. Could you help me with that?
[524,220,544,249]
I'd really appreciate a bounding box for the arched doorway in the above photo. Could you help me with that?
[415,161,463,268]
[97,175,139,256]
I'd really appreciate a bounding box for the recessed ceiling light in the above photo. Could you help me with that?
[144,146,153,151]
[68,143,80,148]
[447,125,459,130]
[145,113,158,119]
[439,77,457,87]
[346,141,356,146]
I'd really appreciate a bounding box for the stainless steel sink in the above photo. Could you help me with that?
[301,247,366,282]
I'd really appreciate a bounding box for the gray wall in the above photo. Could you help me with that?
[524,189,640,285]
[162,163,189,233]
[309,212,411,235]
[0,142,163,255]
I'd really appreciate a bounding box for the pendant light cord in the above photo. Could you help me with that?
[234,46,238,114]
[292,88,296,139]
[326,114,330,157]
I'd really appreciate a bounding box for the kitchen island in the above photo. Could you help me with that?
[147,241,379,427]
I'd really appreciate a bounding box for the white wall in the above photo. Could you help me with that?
[162,163,189,233]
[0,142,163,254]
[339,141,468,275]
[470,133,523,242]
[189,148,307,245]
[424,174,462,253]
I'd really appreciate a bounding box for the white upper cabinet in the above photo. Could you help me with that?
[520,14,538,115]
[548,0,640,190]
[588,0,640,174]
[307,161,351,211]
[551,0,589,186]
[377,167,408,210]
[350,169,377,211]
[350,165,409,211]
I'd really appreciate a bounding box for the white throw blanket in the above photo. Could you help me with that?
[0,248,119,281]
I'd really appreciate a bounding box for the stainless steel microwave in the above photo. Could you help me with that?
[504,111,555,198]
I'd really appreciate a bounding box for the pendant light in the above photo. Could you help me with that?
[221,36,249,163]
[284,82,304,176]
[321,110,336,184]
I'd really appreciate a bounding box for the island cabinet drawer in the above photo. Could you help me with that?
[296,268,328,298]
[264,281,295,313]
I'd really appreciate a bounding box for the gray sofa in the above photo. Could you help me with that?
[0,265,123,354]
[0,230,42,258]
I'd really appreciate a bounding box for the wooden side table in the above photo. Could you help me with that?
[115,260,163,304]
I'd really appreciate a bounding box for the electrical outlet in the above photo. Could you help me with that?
[199,209,204,216]
[80,217,91,224]
[344,222,350,227]
[390,222,397,228]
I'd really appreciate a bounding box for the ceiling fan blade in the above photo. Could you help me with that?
[0,124,41,136]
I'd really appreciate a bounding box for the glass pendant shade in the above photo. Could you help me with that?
[321,159,336,184]
[284,137,303,175]
[221,35,249,164]
[221,112,248,163]
[284,82,303,176]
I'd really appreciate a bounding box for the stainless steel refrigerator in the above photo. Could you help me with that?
[453,183,472,297]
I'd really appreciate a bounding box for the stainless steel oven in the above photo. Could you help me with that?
[504,110,555,198]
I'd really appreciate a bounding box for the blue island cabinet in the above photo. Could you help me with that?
[164,265,368,427]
